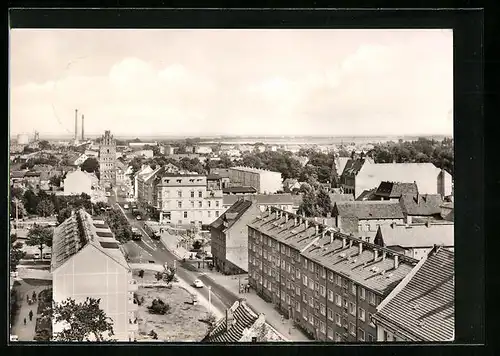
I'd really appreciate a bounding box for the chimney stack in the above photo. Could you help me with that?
[81,114,85,141]
[294,216,298,226]
[305,219,309,229]
[342,238,346,248]
[315,224,319,235]
[330,231,334,244]
[374,249,378,261]
[358,242,363,255]
[382,251,386,261]
[285,213,289,222]
[74,109,78,141]
[394,255,399,269]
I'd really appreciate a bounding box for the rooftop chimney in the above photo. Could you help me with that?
[394,255,399,269]
[330,231,334,244]
[342,238,346,248]
[374,249,379,261]
[285,213,289,222]
[294,216,298,226]
[315,224,319,235]
[358,242,363,255]
[81,114,85,141]
[323,218,328,225]
[382,251,386,261]
[305,220,309,229]
[74,109,78,141]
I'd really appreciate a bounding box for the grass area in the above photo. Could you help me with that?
[135,284,210,342]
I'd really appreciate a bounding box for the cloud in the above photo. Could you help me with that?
[9,30,453,137]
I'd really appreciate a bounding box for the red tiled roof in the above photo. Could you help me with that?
[374,248,454,341]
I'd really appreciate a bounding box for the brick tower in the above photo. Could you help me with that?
[99,130,116,188]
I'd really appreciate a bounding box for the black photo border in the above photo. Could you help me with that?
[4,6,486,356]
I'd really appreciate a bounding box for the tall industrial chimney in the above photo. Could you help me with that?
[74,109,78,141]
[81,114,85,141]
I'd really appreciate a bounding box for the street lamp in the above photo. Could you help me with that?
[208,286,212,313]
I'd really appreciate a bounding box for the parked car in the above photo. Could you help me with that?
[124,204,129,209]
[43,252,52,259]
[132,228,142,241]
[136,215,142,220]
[105,192,111,197]
[193,279,204,288]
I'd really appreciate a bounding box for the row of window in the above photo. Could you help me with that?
[160,200,220,209]
[168,211,220,219]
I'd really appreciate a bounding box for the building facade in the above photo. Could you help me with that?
[51,210,138,341]
[228,167,283,194]
[63,168,99,196]
[156,174,224,227]
[247,207,418,342]
[99,130,117,188]
[210,200,260,274]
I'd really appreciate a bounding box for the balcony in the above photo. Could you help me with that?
[128,279,138,291]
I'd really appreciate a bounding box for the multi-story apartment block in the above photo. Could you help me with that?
[228,167,283,194]
[247,207,419,342]
[210,199,260,274]
[99,130,117,188]
[156,174,223,227]
[51,209,138,341]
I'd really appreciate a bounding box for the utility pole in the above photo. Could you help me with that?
[208,286,212,313]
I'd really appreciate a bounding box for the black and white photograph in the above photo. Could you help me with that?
[9,19,458,344]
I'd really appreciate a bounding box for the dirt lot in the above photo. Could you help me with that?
[133,271,211,342]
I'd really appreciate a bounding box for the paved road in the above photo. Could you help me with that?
[108,188,239,316]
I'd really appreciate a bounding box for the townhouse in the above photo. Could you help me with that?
[51,209,138,341]
[247,207,419,342]
[399,193,444,224]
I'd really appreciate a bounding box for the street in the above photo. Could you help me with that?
[107,185,239,316]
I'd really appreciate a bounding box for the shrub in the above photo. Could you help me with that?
[147,298,170,315]
[192,240,203,250]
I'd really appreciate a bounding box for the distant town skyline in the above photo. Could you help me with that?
[10,29,453,137]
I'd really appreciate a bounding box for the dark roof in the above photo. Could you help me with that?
[203,301,258,342]
[10,171,27,179]
[99,241,120,249]
[25,171,41,177]
[207,174,223,180]
[374,248,454,341]
[355,188,377,201]
[223,186,257,194]
[375,182,419,199]
[223,194,294,207]
[334,201,405,220]
[399,194,443,216]
[96,231,114,238]
[210,199,253,230]
[341,158,365,177]
[93,223,109,229]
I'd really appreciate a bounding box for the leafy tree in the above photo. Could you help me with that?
[80,157,99,174]
[52,297,115,341]
[10,186,24,200]
[23,189,41,215]
[154,272,163,282]
[297,189,319,217]
[316,189,333,217]
[192,240,203,250]
[36,199,55,217]
[39,140,51,150]
[10,241,26,272]
[149,330,159,340]
[147,298,170,315]
[26,226,53,260]
[138,270,145,279]
[49,175,62,187]
[103,209,133,243]
[162,268,177,284]
[57,207,72,225]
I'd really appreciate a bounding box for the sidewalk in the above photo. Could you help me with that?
[202,271,311,342]
[159,230,191,260]
[11,279,52,341]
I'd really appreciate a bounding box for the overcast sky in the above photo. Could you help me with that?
[9,29,453,138]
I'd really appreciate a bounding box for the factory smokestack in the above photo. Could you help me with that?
[74,109,78,141]
[81,114,85,141]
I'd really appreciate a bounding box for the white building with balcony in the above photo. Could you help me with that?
[156,174,223,227]
[51,209,138,341]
